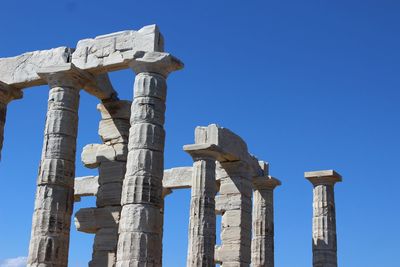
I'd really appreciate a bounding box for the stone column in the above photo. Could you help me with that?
[76,100,131,267]
[184,146,221,267]
[0,82,22,160]
[215,161,253,267]
[116,53,182,266]
[252,169,281,267]
[27,65,87,267]
[305,170,342,267]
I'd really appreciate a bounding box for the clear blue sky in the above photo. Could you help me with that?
[0,1,399,266]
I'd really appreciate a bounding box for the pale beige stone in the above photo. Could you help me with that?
[252,163,281,267]
[28,70,82,267]
[306,170,342,267]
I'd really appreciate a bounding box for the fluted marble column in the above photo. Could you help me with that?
[0,82,22,160]
[252,173,281,267]
[305,170,342,267]
[116,53,182,267]
[184,146,222,267]
[28,65,87,267]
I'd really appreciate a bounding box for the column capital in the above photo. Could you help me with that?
[253,175,281,190]
[305,169,342,186]
[37,63,91,88]
[129,52,183,77]
[37,63,118,100]
[0,81,23,103]
[183,143,225,161]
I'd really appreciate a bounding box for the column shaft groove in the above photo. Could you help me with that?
[28,85,80,267]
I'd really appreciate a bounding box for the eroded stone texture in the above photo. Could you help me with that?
[0,82,22,160]
[215,161,253,267]
[74,175,99,202]
[72,25,164,74]
[116,53,182,267]
[27,67,83,267]
[0,49,116,100]
[252,162,281,267]
[305,170,342,267]
[0,47,70,88]
[74,100,131,267]
[184,151,218,267]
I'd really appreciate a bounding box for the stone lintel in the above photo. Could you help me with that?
[73,164,277,196]
[0,47,71,89]
[163,167,192,189]
[192,124,265,177]
[37,63,117,100]
[305,169,342,185]
[0,81,23,103]
[72,25,165,73]
[74,167,193,200]
[74,176,99,202]
[74,206,120,233]
[0,25,182,99]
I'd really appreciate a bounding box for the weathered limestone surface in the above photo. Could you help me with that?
[185,130,225,267]
[74,175,99,201]
[305,170,342,267]
[184,124,267,267]
[116,53,182,267]
[215,161,253,267]
[0,49,116,100]
[74,167,192,201]
[0,47,70,88]
[0,82,22,160]
[190,124,264,177]
[252,162,281,267]
[163,167,192,189]
[74,100,131,267]
[72,25,164,73]
[27,67,84,267]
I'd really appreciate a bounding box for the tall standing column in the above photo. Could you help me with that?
[215,161,253,267]
[28,65,88,267]
[116,53,182,266]
[305,170,342,267]
[252,172,281,267]
[184,145,222,267]
[0,82,22,160]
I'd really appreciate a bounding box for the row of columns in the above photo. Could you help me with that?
[182,142,342,267]
[183,141,281,267]
[1,52,341,267]
[24,54,182,266]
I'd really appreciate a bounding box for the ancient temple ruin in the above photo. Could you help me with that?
[0,25,342,267]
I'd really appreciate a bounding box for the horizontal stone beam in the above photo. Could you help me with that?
[74,206,121,233]
[0,48,117,100]
[74,167,193,200]
[38,63,118,100]
[163,167,192,189]
[74,175,99,201]
[74,165,276,199]
[0,24,167,99]
[72,24,164,74]
[186,124,264,177]
[0,47,70,89]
